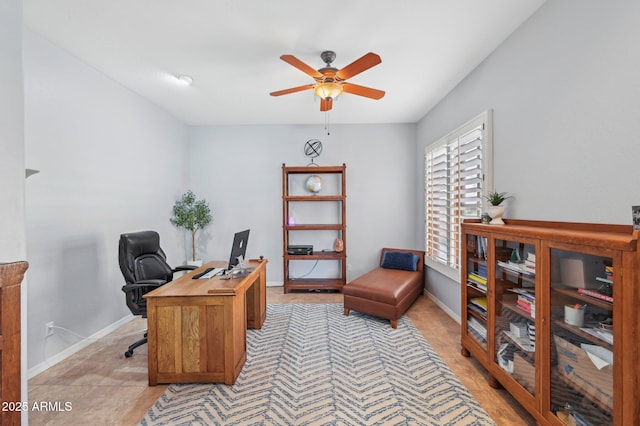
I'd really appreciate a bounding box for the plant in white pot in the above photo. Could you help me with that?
[485,190,511,225]
[170,190,212,266]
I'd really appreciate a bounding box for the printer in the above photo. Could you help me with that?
[287,245,313,255]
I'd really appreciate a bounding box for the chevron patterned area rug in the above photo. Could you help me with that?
[140,304,495,426]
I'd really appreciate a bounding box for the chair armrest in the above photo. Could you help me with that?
[173,265,197,272]
[121,279,166,293]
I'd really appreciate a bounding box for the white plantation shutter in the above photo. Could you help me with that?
[425,145,449,265]
[425,111,492,277]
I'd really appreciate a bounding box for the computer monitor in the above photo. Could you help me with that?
[227,229,250,271]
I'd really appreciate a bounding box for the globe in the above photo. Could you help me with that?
[305,175,322,193]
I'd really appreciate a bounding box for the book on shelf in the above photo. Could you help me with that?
[523,252,536,274]
[470,296,487,308]
[468,280,487,292]
[600,264,614,283]
[478,236,487,259]
[468,304,487,319]
[467,235,488,259]
[497,260,535,277]
[468,273,487,285]
[467,317,487,340]
[476,263,487,276]
[508,289,535,318]
[580,327,613,345]
[578,288,613,303]
[508,288,535,302]
[516,299,534,315]
[503,330,535,353]
[595,276,614,285]
[469,297,487,314]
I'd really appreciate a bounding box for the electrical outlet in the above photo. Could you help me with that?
[45,321,54,337]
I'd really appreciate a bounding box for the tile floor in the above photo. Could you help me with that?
[28,288,535,425]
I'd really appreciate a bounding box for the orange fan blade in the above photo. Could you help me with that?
[320,97,333,111]
[270,84,314,97]
[335,52,381,80]
[280,55,323,79]
[342,83,385,100]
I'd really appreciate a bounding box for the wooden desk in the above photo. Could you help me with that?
[145,259,267,385]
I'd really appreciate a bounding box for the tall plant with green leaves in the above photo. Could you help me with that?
[170,190,212,261]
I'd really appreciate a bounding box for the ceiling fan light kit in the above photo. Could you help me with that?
[314,82,343,101]
[270,50,384,112]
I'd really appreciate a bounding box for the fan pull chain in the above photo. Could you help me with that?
[324,111,330,135]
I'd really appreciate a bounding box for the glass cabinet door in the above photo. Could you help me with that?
[464,233,489,350]
[493,237,537,396]
[548,247,614,425]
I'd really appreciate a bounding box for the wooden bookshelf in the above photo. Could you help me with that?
[282,164,346,293]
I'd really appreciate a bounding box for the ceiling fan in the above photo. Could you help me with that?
[270,50,385,112]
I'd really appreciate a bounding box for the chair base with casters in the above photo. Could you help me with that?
[124,331,148,358]
[118,230,197,358]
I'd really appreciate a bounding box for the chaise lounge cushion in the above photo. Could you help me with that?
[344,268,418,305]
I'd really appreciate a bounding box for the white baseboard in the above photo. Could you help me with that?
[423,289,461,325]
[27,315,134,379]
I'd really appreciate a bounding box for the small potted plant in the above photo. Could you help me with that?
[170,190,212,265]
[485,190,511,225]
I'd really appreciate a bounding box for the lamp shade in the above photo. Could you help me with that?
[314,82,343,100]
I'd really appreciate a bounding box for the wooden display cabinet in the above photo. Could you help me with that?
[282,164,346,293]
[461,219,639,425]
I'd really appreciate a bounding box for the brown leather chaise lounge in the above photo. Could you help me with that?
[343,248,425,328]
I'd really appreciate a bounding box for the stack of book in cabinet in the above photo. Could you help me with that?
[467,297,487,343]
[578,264,614,303]
[467,267,487,291]
[510,288,536,318]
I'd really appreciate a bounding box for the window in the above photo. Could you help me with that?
[424,110,493,280]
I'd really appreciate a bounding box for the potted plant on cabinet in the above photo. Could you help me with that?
[485,190,511,225]
[170,190,212,266]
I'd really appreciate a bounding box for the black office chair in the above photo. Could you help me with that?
[118,230,196,357]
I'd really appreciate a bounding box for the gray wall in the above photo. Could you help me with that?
[0,1,26,261]
[189,123,418,283]
[23,30,190,373]
[0,0,28,416]
[416,0,640,318]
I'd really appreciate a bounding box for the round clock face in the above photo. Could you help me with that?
[305,175,322,193]
[304,139,323,159]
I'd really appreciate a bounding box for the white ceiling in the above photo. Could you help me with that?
[23,0,545,126]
